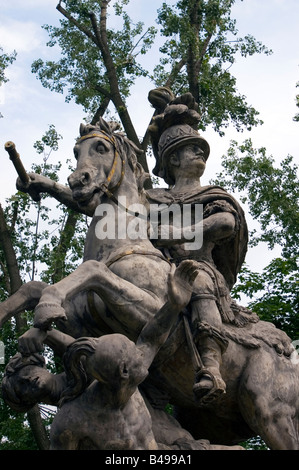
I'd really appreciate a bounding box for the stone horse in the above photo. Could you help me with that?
[1,120,299,450]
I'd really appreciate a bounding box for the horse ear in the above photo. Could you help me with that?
[96,117,112,135]
[79,123,86,137]
[135,162,150,191]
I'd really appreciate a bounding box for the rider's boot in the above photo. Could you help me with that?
[193,324,227,405]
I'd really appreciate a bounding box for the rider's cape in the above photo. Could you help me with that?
[146,185,248,291]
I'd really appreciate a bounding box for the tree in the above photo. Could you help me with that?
[212,139,298,451]
[212,139,299,339]
[154,0,272,135]
[0,197,50,449]
[31,0,157,172]
[31,0,271,161]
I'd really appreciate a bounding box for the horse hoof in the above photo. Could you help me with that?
[34,301,67,329]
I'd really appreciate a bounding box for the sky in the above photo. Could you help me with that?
[0,0,298,273]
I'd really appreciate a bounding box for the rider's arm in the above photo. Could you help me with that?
[202,211,236,243]
[16,173,93,216]
[151,211,236,247]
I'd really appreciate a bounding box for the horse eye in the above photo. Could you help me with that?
[73,149,79,160]
[96,143,106,154]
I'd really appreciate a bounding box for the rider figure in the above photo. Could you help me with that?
[147,95,251,405]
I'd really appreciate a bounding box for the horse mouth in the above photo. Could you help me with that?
[72,187,102,207]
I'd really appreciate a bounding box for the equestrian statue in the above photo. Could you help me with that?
[1,89,298,450]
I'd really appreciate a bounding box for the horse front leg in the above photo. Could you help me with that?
[33,260,166,338]
[0,281,47,327]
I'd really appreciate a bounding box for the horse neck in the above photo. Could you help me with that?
[84,165,151,263]
[116,167,141,207]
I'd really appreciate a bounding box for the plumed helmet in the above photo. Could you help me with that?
[158,124,210,160]
[152,124,210,184]
[147,89,210,183]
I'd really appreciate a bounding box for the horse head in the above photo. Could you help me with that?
[68,118,148,213]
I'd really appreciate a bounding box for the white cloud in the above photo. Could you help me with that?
[1,0,56,10]
[0,19,43,54]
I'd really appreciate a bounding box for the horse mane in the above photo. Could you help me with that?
[79,118,149,192]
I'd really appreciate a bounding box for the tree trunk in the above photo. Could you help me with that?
[56,2,150,174]
[0,203,50,450]
[51,210,79,283]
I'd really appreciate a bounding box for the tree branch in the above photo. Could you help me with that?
[91,96,111,125]
[165,58,187,89]
[88,10,105,50]
[89,10,148,171]
[50,210,79,284]
[195,30,214,75]
[56,2,98,45]
[0,203,22,296]
[57,2,148,172]
[0,259,10,294]
[92,83,111,98]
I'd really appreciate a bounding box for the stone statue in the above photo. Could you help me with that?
[47,261,200,450]
[2,262,243,450]
[2,329,73,412]
[1,90,299,450]
[147,90,253,404]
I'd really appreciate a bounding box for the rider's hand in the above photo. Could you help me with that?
[168,261,199,310]
[16,173,51,202]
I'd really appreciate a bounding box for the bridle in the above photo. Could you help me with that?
[76,131,146,219]
[76,131,126,199]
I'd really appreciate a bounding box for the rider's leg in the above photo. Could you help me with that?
[189,270,227,404]
[192,310,227,403]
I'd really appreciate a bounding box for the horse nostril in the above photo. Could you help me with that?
[68,171,91,189]
[80,172,90,186]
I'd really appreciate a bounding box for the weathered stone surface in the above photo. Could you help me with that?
[1,91,298,450]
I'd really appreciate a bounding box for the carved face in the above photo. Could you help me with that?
[173,144,207,177]
[10,365,53,406]
[87,334,148,389]
[163,143,207,186]
[68,135,120,212]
